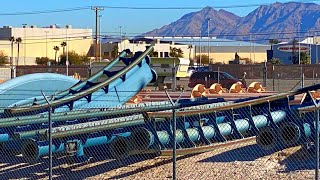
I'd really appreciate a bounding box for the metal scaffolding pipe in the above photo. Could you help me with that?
[128,111,285,155]
[21,132,131,160]
[278,121,320,146]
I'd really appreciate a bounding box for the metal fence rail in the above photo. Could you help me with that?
[0,88,319,179]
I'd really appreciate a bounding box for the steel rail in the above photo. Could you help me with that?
[9,50,129,108]
[6,46,154,114]
[147,84,320,118]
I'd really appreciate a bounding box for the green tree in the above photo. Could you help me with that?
[53,46,60,63]
[270,57,281,65]
[15,37,22,65]
[111,45,119,58]
[59,51,90,65]
[187,44,193,60]
[0,51,8,65]
[291,39,299,64]
[269,39,280,50]
[9,36,15,65]
[35,57,56,65]
[195,54,210,65]
[240,57,253,64]
[169,47,184,58]
[300,52,310,64]
[149,48,158,57]
[60,41,67,54]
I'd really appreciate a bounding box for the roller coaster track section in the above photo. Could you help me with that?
[256,100,320,151]
[4,47,155,115]
[7,50,130,109]
[0,98,231,144]
[6,84,320,161]
[0,73,79,109]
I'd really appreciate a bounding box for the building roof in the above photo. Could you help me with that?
[143,36,269,47]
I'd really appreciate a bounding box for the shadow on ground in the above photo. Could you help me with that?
[280,147,316,172]
[0,147,198,179]
[199,144,272,162]
[199,143,317,173]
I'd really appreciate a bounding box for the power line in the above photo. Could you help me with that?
[0,6,91,16]
[0,1,319,16]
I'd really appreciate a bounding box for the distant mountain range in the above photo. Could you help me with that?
[143,2,320,43]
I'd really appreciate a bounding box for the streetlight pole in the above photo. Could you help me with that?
[22,24,27,65]
[250,34,252,61]
[207,18,211,63]
[317,42,319,64]
[119,26,123,52]
[253,35,256,63]
[199,29,202,66]
[98,15,102,62]
[297,23,302,64]
[66,26,69,76]
[123,32,127,50]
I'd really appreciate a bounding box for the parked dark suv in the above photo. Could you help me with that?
[188,71,246,89]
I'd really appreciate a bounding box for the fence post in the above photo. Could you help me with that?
[88,63,92,77]
[263,62,267,87]
[300,66,304,88]
[165,89,183,180]
[217,66,220,84]
[10,66,15,79]
[272,65,275,91]
[309,91,320,180]
[313,68,316,85]
[316,108,319,180]
[41,92,53,180]
[277,73,280,92]
[172,65,177,92]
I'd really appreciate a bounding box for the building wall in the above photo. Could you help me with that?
[102,38,268,64]
[117,40,194,59]
[202,52,268,64]
[273,43,320,64]
[0,26,92,65]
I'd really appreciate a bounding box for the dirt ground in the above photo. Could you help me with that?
[0,139,317,180]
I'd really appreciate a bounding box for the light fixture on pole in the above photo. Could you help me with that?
[22,24,27,65]
[207,18,211,63]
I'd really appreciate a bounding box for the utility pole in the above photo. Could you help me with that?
[91,6,104,62]
[297,22,302,64]
[99,15,103,62]
[119,26,123,52]
[207,18,211,63]
[22,24,27,65]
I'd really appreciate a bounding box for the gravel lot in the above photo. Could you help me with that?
[84,140,315,180]
[0,138,316,179]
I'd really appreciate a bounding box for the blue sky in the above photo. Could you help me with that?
[1,0,319,37]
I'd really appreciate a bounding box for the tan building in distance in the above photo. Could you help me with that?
[0,25,92,65]
[102,37,270,64]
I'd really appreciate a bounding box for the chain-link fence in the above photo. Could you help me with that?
[16,65,90,79]
[0,87,320,179]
